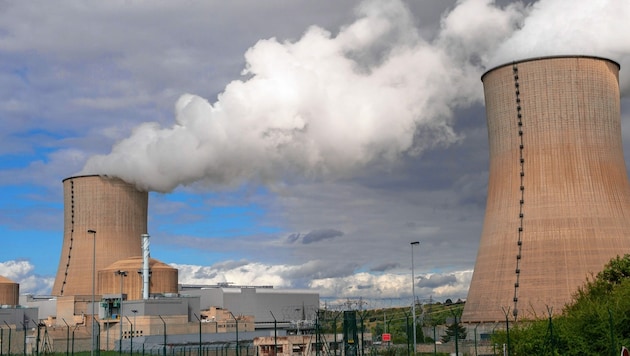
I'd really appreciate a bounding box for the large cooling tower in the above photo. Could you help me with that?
[52,175,148,297]
[462,56,630,323]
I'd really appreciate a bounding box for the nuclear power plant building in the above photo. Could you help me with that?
[463,56,630,323]
[2,174,319,355]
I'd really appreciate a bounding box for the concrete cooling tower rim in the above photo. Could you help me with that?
[62,174,147,192]
[62,174,103,183]
[481,55,621,81]
[63,174,126,182]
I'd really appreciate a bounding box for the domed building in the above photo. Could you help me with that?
[0,275,19,306]
[98,256,178,300]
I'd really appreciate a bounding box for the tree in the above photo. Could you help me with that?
[440,319,467,343]
[492,254,630,355]
[373,322,384,338]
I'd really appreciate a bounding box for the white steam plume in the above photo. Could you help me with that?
[489,0,630,93]
[81,0,630,192]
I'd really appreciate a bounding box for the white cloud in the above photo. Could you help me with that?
[172,260,471,304]
[80,0,486,192]
[0,260,54,296]
[174,262,295,288]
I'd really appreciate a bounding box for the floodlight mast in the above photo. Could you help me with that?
[410,241,419,356]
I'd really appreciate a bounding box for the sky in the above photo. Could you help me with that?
[1,0,630,308]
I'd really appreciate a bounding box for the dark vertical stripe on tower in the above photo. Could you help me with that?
[59,178,76,296]
[512,63,525,319]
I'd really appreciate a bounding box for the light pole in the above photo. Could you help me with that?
[88,229,97,356]
[115,270,127,355]
[410,241,419,356]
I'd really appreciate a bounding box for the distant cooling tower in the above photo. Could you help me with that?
[463,56,630,323]
[52,175,148,297]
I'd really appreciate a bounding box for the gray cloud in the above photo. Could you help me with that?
[370,263,400,272]
[211,260,250,271]
[417,273,458,289]
[279,260,360,283]
[287,233,301,244]
[302,229,344,244]
[193,268,217,280]
[285,228,344,244]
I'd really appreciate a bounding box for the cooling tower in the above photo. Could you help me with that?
[462,56,630,323]
[52,175,148,297]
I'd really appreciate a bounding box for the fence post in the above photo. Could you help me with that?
[159,316,167,356]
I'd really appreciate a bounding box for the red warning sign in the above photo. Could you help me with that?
[382,333,391,342]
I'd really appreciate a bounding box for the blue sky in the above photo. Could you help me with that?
[1,0,630,306]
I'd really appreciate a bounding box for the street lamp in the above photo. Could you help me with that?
[115,270,127,355]
[410,241,419,356]
[87,229,97,356]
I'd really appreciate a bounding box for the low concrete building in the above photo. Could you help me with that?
[180,285,319,327]
[254,332,373,356]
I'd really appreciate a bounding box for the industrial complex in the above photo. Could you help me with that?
[2,54,630,355]
[1,175,321,355]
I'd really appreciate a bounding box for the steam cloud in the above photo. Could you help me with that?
[81,0,630,192]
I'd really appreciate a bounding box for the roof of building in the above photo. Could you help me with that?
[0,275,17,284]
[103,256,176,271]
